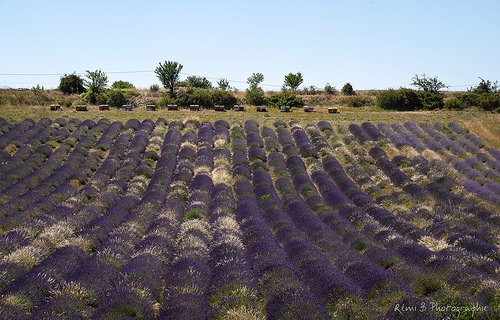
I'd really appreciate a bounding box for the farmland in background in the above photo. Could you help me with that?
[0,115,500,319]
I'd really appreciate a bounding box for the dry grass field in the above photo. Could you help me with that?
[1,103,499,149]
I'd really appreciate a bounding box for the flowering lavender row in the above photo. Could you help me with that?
[230,121,329,319]
[0,120,109,233]
[26,121,180,318]
[0,118,53,182]
[1,118,499,319]
[306,122,500,315]
[401,122,500,211]
[0,118,79,193]
[0,119,36,151]
[267,132,413,316]
[0,120,181,318]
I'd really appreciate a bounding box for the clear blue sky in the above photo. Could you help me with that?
[1,0,499,91]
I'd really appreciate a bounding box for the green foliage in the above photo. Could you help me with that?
[247,72,264,88]
[184,209,202,221]
[412,274,444,297]
[59,73,85,94]
[376,88,421,111]
[245,72,265,106]
[478,92,500,111]
[265,92,304,108]
[444,97,464,110]
[324,83,336,94]
[57,97,73,108]
[341,82,355,96]
[245,86,265,106]
[211,89,238,108]
[186,76,212,89]
[107,89,127,107]
[283,72,303,91]
[164,88,238,109]
[417,91,444,110]
[340,95,373,107]
[155,60,183,96]
[149,84,160,92]
[411,73,446,93]
[30,84,48,105]
[448,91,500,112]
[217,78,231,91]
[83,70,108,104]
[111,80,134,89]
[472,77,498,94]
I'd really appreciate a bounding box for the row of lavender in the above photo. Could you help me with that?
[0,117,499,318]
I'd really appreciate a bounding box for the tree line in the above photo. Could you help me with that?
[54,61,500,112]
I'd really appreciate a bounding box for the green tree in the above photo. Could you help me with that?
[107,89,127,107]
[83,69,108,104]
[217,78,231,91]
[155,60,183,96]
[473,77,498,94]
[245,72,265,106]
[59,73,85,94]
[266,92,304,108]
[411,73,446,93]
[324,83,336,95]
[186,76,212,89]
[111,80,135,89]
[283,72,303,91]
[247,73,264,88]
[31,84,47,105]
[341,82,355,96]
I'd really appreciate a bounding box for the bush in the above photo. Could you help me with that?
[59,73,85,94]
[449,92,500,111]
[111,81,134,89]
[339,95,372,107]
[162,88,238,109]
[107,89,127,107]
[341,82,355,96]
[245,87,265,106]
[265,92,304,108]
[376,88,421,111]
[444,97,465,110]
[150,84,160,92]
[478,92,500,111]
[211,89,238,108]
[417,91,444,110]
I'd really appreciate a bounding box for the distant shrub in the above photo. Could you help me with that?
[59,73,85,94]
[111,80,135,89]
[57,97,73,108]
[265,92,304,108]
[477,92,500,111]
[107,89,127,107]
[324,83,336,95]
[449,91,500,112]
[376,88,421,111]
[150,84,160,92]
[340,95,372,107]
[417,91,444,110]
[341,82,355,96]
[245,86,265,106]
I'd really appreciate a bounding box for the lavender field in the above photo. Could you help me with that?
[0,117,499,319]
